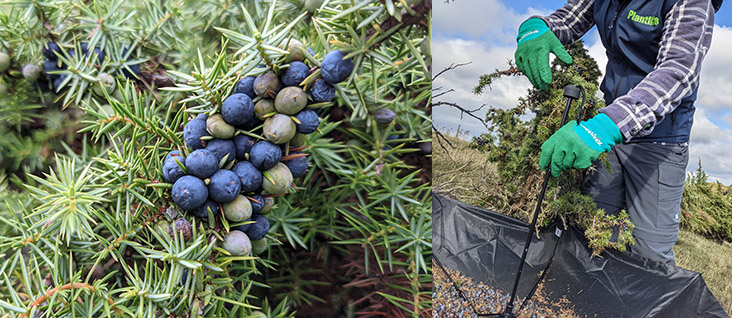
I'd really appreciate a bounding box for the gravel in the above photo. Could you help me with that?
[432,260,580,318]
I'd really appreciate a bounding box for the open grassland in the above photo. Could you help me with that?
[433,133,732,314]
[674,230,732,313]
[433,135,498,208]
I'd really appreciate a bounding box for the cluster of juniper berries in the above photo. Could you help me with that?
[163,39,354,256]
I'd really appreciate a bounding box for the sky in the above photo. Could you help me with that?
[433,0,732,185]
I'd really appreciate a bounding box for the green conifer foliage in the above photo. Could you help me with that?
[471,41,634,256]
[0,0,431,317]
[680,159,732,241]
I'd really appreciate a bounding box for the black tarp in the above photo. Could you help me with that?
[433,193,729,318]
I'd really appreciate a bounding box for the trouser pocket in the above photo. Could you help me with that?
[656,162,686,228]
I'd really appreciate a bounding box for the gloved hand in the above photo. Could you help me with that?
[515,18,573,90]
[539,113,623,177]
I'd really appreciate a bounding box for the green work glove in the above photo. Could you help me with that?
[515,18,573,90]
[539,113,623,177]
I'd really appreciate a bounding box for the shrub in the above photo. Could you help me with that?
[0,1,432,317]
[681,160,732,241]
[471,41,634,255]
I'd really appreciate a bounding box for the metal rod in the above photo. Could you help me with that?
[502,90,577,317]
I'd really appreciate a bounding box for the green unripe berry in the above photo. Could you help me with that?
[420,38,431,59]
[100,104,115,117]
[22,64,41,81]
[155,220,171,237]
[303,0,325,12]
[222,230,252,256]
[289,133,307,147]
[260,196,274,214]
[274,86,307,115]
[263,114,296,144]
[345,139,361,148]
[254,99,275,120]
[206,114,235,139]
[55,23,69,34]
[279,38,306,62]
[251,238,268,254]
[250,310,267,318]
[262,163,293,195]
[0,53,9,73]
[223,195,253,222]
[93,73,116,96]
[112,88,125,101]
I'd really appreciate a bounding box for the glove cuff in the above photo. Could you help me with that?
[573,113,623,152]
[517,18,550,45]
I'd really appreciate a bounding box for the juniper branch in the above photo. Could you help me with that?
[432,62,471,81]
[366,0,432,46]
[19,283,120,318]
[432,101,489,130]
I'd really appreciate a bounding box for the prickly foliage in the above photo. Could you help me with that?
[471,41,634,256]
[0,0,431,317]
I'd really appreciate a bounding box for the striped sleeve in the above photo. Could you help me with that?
[599,0,715,141]
[532,0,596,45]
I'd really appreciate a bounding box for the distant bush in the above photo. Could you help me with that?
[681,160,732,241]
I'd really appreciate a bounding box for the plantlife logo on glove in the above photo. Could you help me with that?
[517,29,539,43]
[514,18,573,90]
[572,113,622,153]
[516,19,549,45]
[578,122,603,149]
[540,113,623,177]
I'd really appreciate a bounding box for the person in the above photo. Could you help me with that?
[514,0,723,266]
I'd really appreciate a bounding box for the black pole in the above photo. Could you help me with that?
[502,86,580,317]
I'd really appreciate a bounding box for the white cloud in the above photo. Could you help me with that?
[689,109,732,185]
[585,29,607,77]
[690,109,726,145]
[683,25,732,184]
[432,38,532,137]
[433,0,553,44]
[696,25,732,115]
[722,113,732,128]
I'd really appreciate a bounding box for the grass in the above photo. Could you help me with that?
[675,230,732,314]
[432,133,498,208]
[433,133,732,314]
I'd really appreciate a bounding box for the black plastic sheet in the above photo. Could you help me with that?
[433,193,728,318]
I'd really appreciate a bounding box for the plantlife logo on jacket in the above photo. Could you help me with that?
[627,10,660,26]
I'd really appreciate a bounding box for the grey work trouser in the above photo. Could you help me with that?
[581,142,689,266]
